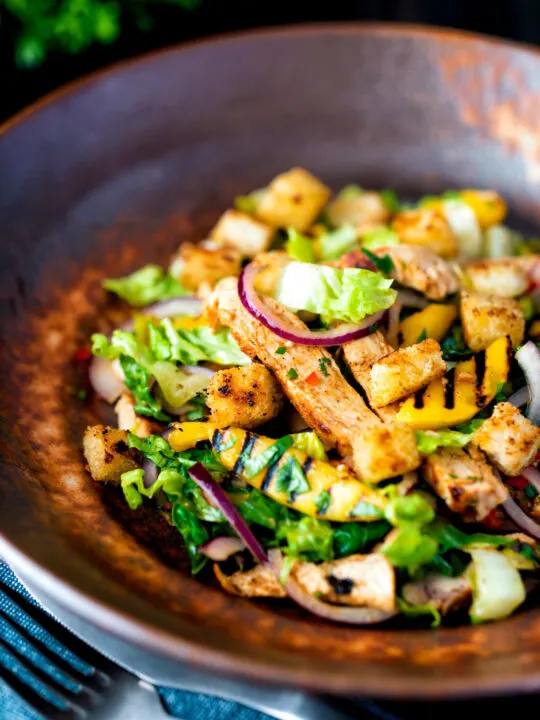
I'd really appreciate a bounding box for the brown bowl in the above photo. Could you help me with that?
[2,24,540,700]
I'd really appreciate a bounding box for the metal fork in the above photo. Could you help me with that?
[0,578,171,720]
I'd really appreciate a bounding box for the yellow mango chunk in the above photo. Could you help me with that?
[396,336,511,429]
[169,422,220,451]
[173,315,208,330]
[459,190,507,230]
[399,304,457,347]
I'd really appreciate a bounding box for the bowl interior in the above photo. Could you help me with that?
[3,25,540,698]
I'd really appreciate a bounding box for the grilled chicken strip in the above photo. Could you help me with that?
[205,278,420,482]
[402,573,472,615]
[464,255,539,298]
[334,245,459,300]
[214,553,396,612]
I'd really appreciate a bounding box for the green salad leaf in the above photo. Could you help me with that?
[289,431,328,461]
[333,521,390,558]
[317,224,358,262]
[103,265,186,307]
[380,189,401,213]
[361,227,400,250]
[276,262,396,324]
[441,325,473,362]
[415,429,472,455]
[277,516,334,562]
[397,598,442,628]
[381,494,439,569]
[285,229,316,263]
[148,320,250,366]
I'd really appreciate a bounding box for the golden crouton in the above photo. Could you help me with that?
[460,291,525,351]
[352,422,421,484]
[464,258,530,297]
[206,364,284,429]
[251,250,290,295]
[327,191,390,229]
[392,208,458,259]
[368,338,446,408]
[423,446,508,521]
[472,402,540,476]
[83,425,140,483]
[210,209,275,258]
[255,168,331,231]
[175,243,242,292]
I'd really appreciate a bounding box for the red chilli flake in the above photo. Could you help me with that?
[481,508,505,530]
[72,347,91,363]
[506,476,529,490]
[306,371,321,386]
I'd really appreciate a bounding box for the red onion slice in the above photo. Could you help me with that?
[268,550,396,625]
[188,462,267,565]
[200,537,245,561]
[503,496,540,540]
[507,386,530,409]
[522,466,540,494]
[238,264,388,346]
[88,356,124,403]
[142,457,159,489]
[516,342,540,425]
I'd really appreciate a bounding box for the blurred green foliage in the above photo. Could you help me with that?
[1,0,202,68]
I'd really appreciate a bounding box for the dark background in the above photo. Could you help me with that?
[3,0,540,122]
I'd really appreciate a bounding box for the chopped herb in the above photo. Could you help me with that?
[348,500,384,519]
[333,521,391,557]
[243,436,293,479]
[314,490,332,515]
[441,325,473,362]
[455,418,485,434]
[362,247,394,274]
[77,388,88,401]
[276,346,287,355]
[219,437,237,453]
[276,456,310,501]
[494,381,513,403]
[416,328,428,343]
[287,368,298,380]
[318,357,331,377]
[525,485,538,500]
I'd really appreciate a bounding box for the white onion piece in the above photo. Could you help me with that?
[268,550,396,625]
[507,386,530,409]
[181,365,216,378]
[88,356,124,403]
[143,458,159,489]
[396,289,429,309]
[516,342,540,425]
[522,466,540,494]
[144,297,203,318]
[386,300,402,347]
[200,537,245,561]
[503,496,540,540]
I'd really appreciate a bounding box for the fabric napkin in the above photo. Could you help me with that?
[0,561,268,720]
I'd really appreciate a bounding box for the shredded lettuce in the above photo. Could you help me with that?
[148,320,250,367]
[415,429,472,455]
[361,227,400,250]
[382,495,439,569]
[317,224,358,262]
[276,262,396,324]
[397,598,442,628]
[103,265,186,307]
[285,229,316,263]
[277,516,334,562]
[468,548,526,623]
[333,521,390,558]
[289,431,327,461]
[91,330,209,410]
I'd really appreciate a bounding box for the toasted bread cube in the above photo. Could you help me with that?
[472,402,540,476]
[392,208,458,259]
[368,339,446,408]
[461,291,525,351]
[256,168,331,231]
[83,425,139,483]
[465,259,530,298]
[352,422,421,484]
[207,364,284,429]
[115,393,157,438]
[210,209,275,258]
[251,250,290,295]
[423,446,507,521]
[328,191,390,229]
[175,243,242,292]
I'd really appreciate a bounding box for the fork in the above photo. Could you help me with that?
[0,577,171,719]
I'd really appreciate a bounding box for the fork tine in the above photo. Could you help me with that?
[0,637,83,719]
[0,579,116,675]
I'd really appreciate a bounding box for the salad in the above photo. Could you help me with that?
[82,168,540,627]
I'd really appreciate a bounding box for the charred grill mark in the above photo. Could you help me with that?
[212,429,224,453]
[302,458,314,476]
[327,576,354,595]
[414,388,426,409]
[444,367,456,410]
[233,434,255,475]
[474,350,488,405]
[261,456,282,492]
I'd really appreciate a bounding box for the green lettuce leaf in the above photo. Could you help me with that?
[276,262,396,324]
[333,521,390,558]
[234,189,266,214]
[277,516,334,562]
[381,494,439,569]
[317,224,358,262]
[285,229,316,263]
[415,429,472,455]
[361,227,400,250]
[103,265,186,307]
[397,598,442,628]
